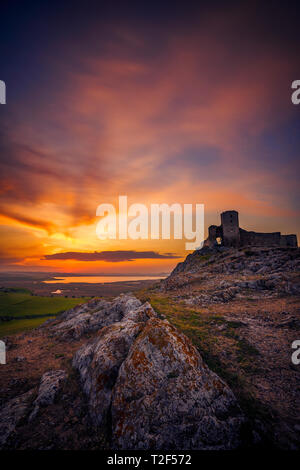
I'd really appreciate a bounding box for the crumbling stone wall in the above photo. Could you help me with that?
[204,211,298,248]
[208,225,222,241]
[280,234,298,248]
[239,229,281,247]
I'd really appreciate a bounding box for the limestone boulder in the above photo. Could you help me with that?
[73,301,157,426]
[52,294,142,339]
[73,298,245,450]
[112,317,244,450]
[29,369,67,421]
[0,389,35,448]
[73,320,143,426]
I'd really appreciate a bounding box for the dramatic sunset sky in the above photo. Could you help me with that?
[0,1,299,274]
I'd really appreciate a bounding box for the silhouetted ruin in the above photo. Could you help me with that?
[204,210,298,248]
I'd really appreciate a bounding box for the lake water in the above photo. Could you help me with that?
[45,275,165,284]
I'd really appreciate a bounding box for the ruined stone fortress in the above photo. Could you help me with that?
[204,210,298,248]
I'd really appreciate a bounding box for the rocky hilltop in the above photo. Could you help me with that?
[157,245,300,449]
[164,246,300,308]
[0,294,245,450]
[0,245,299,450]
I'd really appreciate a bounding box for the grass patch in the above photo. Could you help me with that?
[196,254,212,262]
[0,290,89,337]
[55,353,65,359]
[0,287,32,294]
[135,289,270,433]
[0,316,55,337]
[224,325,260,362]
[0,291,88,317]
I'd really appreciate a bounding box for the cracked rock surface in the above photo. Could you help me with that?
[0,293,245,450]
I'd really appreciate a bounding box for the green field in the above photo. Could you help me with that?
[0,288,89,337]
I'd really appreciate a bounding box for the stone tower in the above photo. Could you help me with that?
[204,210,297,248]
[221,210,240,247]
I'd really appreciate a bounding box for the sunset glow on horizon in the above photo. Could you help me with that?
[0,2,299,274]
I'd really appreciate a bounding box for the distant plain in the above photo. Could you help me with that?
[0,273,163,336]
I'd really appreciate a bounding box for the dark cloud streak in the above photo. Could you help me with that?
[42,251,181,262]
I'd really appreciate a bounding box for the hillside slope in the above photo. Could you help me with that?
[148,245,299,449]
[0,294,245,450]
[0,246,299,450]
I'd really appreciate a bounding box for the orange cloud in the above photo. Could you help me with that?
[0,5,299,271]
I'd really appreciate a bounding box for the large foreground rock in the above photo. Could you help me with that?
[52,295,142,339]
[73,302,157,426]
[112,317,244,449]
[0,389,34,448]
[73,297,244,449]
[29,369,67,422]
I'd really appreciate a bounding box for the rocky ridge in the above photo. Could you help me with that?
[0,246,299,449]
[156,245,300,449]
[0,294,246,450]
[163,246,300,304]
